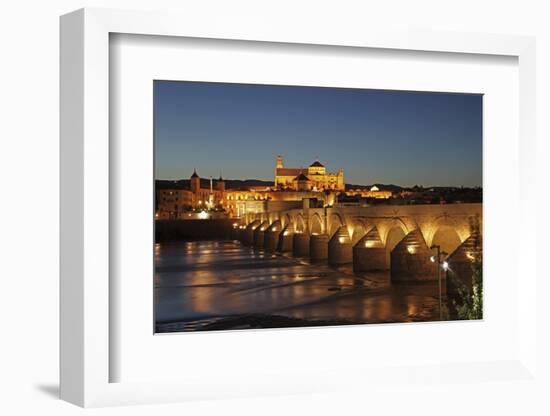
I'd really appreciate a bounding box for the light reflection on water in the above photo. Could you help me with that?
[155,240,439,329]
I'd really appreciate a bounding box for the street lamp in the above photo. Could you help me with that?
[430,245,448,320]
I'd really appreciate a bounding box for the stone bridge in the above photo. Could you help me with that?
[235,201,482,285]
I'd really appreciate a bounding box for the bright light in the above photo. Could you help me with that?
[338,237,346,244]
[272,227,277,232]
[283,231,289,236]
[442,261,449,271]
[364,241,374,248]
[407,246,417,254]
[232,222,238,228]
[430,255,436,263]
[198,210,209,220]
[260,227,265,231]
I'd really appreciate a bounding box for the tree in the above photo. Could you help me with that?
[454,257,483,320]
[452,215,483,320]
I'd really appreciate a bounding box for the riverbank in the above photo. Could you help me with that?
[155,218,234,241]
[156,313,359,332]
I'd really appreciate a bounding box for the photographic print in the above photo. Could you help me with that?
[154,81,482,333]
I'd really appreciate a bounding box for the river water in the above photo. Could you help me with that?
[155,240,440,332]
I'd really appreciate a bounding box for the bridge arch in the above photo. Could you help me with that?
[310,213,324,235]
[295,214,307,233]
[422,213,471,246]
[430,225,463,255]
[378,218,409,247]
[349,219,371,245]
[281,213,292,229]
[327,212,345,237]
[385,225,407,250]
[384,224,408,266]
[268,211,280,225]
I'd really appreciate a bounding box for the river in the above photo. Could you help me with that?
[155,240,440,332]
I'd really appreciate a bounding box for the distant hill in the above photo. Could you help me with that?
[156,178,274,190]
[157,179,483,192]
[157,179,410,191]
[225,179,275,189]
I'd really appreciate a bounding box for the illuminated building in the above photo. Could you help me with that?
[274,155,344,191]
[346,185,392,199]
[156,156,392,220]
[157,189,194,219]
[157,169,226,219]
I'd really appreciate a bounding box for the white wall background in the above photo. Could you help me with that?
[0,1,548,415]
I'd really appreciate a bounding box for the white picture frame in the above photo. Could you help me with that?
[60,8,538,408]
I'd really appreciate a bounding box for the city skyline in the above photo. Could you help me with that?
[154,81,482,187]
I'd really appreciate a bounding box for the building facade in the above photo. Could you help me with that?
[347,185,393,199]
[157,169,226,219]
[157,156,395,220]
[274,155,345,191]
[157,189,195,219]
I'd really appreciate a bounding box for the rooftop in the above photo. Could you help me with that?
[293,173,310,181]
[276,167,307,176]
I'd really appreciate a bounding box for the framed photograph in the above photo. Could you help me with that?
[153,80,483,334]
[60,8,538,408]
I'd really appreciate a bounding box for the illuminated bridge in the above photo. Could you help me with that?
[235,201,482,285]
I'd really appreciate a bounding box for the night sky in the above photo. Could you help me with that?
[154,81,482,187]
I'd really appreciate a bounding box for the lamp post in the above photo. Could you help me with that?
[430,245,448,320]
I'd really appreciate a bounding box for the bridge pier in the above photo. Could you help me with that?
[231,222,246,241]
[277,225,294,252]
[242,220,260,246]
[390,229,437,281]
[328,226,352,265]
[232,225,242,241]
[292,232,310,257]
[253,221,269,249]
[352,229,387,271]
[310,233,329,262]
[264,221,282,252]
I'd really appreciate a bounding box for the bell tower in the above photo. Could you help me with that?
[276,155,283,169]
[275,155,284,189]
[217,174,225,192]
[190,169,200,193]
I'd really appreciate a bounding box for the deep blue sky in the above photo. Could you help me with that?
[154,81,482,187]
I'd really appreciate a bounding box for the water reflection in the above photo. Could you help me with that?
[155,240,440,332]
